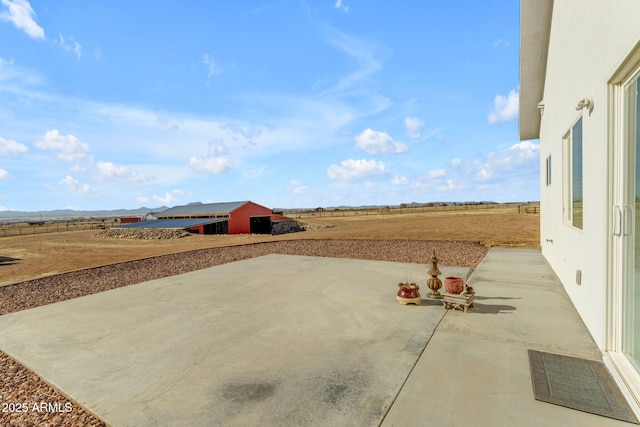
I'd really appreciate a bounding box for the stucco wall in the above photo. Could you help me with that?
[539,1,640,348]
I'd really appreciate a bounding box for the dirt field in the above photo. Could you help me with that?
[0,208,539,285]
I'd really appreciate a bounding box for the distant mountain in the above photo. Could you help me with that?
[0,206,168,220]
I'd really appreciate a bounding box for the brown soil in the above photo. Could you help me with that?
[0,209,539,285]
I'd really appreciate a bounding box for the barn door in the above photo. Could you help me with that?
[250,216,271,234]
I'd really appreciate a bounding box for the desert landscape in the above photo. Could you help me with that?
[0,205,539,426]
[0,205,539,285]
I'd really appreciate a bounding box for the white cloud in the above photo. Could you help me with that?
[53,34,82,59]
[477,164,493,180]
[392,175,408,185]
[243,166,268,181]
[396,141,539,198]
[59,175,94,194]
[36,129,89,161]
[0,0,44,40]
[207,142,228,156]
[323,29,383,99]
[0,136,27,155]
[97,161,147,182]
[327,158,388,181]
[488,89,519,124]
[355,128,407,156]
[0,56,13,66]
[471,140,539,181]
[0,55,47,91]
[1,52,378,170]
[153,189,184,205]
[136,196,150,204]
[203,54,222,80]
[0,168,9,179]
[510,140,539,159]
[405,117,424,139]
[334,0,349,13]
[485,140,539,169]
[438,179,462,191]
[190,142,232,174]
[427,169,446,179]
[288,179,308,194]
[189,156,231,174]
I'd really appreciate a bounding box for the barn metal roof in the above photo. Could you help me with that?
[114,218,228,229]
[156,201,250,217]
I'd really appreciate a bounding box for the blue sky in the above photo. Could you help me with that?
[0,0,536,211]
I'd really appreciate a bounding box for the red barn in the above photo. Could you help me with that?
[155,201,287,234]
[120,216,142,224]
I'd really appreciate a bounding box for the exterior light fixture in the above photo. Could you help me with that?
[537,101,545,116]
[576,97,594,115]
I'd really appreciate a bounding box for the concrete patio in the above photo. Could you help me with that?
[0,249,634,426]
[383,248,631,426]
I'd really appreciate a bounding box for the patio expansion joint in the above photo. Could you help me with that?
[378,308,449,426]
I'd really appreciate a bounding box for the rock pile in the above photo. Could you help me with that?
[271,219,305,235]
[299,222,334,231]
[93,228,190,240]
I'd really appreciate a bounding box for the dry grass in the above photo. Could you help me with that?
[298,209,539,247]
[0,208,539,285]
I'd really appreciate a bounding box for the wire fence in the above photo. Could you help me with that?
[0,220,120,238]
[0,202,540,237]
[286,202,540,219]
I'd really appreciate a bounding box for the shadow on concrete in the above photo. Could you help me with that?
[0,256,21,266]
[474,296,522,301]
[471,302,517,315]
[418,298,445,307]
[393,298,444,307]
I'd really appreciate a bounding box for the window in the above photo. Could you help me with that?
[545,155,552,186]
[563,117,583,229]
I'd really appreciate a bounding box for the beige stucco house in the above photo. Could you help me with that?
[520,0,640,415]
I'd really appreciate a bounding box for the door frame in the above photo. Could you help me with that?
[606,41,640,411]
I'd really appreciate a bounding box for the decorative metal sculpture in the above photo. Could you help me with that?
[427,251,443,299]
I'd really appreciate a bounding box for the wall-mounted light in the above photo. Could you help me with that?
[576,97,594,115]
[537,101,545,116]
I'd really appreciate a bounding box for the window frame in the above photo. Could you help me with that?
[545,154,552,186]
[563,115,584,230]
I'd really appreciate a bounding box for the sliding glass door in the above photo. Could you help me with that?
[622,72,640,369]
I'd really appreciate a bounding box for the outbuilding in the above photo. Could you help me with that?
[114,218,229,234]
[155,201,287,234]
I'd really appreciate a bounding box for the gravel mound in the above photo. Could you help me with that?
[0,352,105,426]
[0,239,487,425]
[270,219,305,235]
[93,228,190,239]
